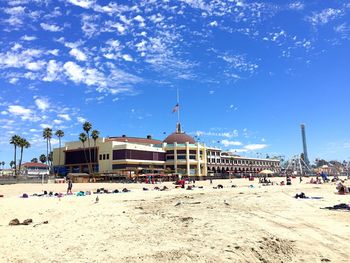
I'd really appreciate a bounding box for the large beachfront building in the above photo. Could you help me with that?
[53,123,280,179]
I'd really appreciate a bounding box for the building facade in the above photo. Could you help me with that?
[207,149,280,176]
[53,123,280,178]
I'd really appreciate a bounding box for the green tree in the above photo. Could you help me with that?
[91,129,100,173]
[10,160,15,169]
[31,158,38,163]
[18,137,31,175]
[10,135,21,175]
[39,154,47,164]
[83,121,92,174]
[43,128,53,174]
[55,129,64,175]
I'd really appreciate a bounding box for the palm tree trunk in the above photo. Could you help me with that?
[18,147,24,176]
[82,142,88,173]
[58,138,61,176]
[46,139,48,165]
[13,145,17,176]
[87,132,92,174]
[93,139,97,173]
[49,138,53,175]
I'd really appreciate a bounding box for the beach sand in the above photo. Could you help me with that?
[1,178,350,263]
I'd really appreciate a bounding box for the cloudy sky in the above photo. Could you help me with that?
[0,0,350,165]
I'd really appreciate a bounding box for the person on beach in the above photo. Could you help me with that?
[336,182,349,194]
[67,179,73,194]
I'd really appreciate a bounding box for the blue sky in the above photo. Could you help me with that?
[1,0,350,166]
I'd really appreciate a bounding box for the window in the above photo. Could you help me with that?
[106,154,109,160]
[103,154,106,160]
[99,154,102,160]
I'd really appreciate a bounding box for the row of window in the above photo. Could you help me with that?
[207,151,220,156]
[166,155,197,160]
[207,158,277,166]
[99,154,110,160]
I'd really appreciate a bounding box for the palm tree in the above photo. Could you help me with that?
[18,137,30,176]
[39,154,47,164]
[31,158,38,163]
[43,128,53,174]
[55,130,64,175]
[79,132,88,173]
[83,121,92,174]
[10,160,15,169]
[10,135,21,175]
[91,129,100,173]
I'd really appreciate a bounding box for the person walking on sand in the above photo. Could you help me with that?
[67,178,73,195]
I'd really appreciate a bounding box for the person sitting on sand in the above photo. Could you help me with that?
[336,182,349,195]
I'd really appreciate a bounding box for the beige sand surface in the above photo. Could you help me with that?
[1,178,350,263]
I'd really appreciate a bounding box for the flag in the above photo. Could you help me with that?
[172,103,179,113]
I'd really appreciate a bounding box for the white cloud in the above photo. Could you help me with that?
[77,116,86,123]
[229,149,248,153]
[7,105,32,120]
[307,8,344,26]
[122,54,133,61]
[21,35,37,41]
[63,61,84,83]
[69,48,87,61]
[221,140,242,147]
[134,15,145,23]
[194,130,239,138]
[43,60,61,82]
[67,0,95,9]
[53,119,63,124]
[289,2,304,11]
[25,60,46,71]
[40,123,52,129]
[209,21,218,27]
[58,114,71,121]
[40,23,62,32]
[35,98,50,111]
[0,47,43,69]
[244,144,268,151]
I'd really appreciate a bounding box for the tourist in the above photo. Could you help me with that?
[67,178,73,195]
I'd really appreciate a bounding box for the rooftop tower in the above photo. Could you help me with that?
[300,124,310,165]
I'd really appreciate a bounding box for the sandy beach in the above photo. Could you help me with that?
[1,177,350,263]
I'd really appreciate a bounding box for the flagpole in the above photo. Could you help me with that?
[177,88,180,124]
